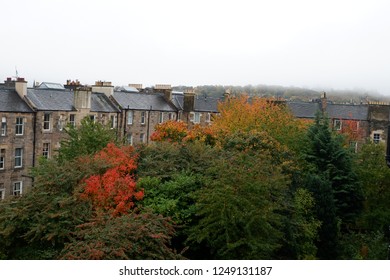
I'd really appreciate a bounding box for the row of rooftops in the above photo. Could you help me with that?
[0,77,385,121]
[0,78,221,114]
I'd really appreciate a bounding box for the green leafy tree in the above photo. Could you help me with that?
[58,117,117,163]
[357,143,390,232]
[60,211,180,260]
[189,148,290,259]
[285,188,321,259]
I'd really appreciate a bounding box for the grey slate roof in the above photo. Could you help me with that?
[27,89,119,112]
[327,104,368,120]
[113,91,176,111]
[287,101,369,120]
[194,96,220,112]
[287,102,320,118]
[27,89,75,111]
[172,92,220,112]
[0,89,33,112]
[91,93,120,113]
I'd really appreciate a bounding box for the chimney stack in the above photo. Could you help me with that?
[184,88,195,112]
[155,84,172,101]
[320,92,327,113]
[15,77,27,98]
[92,81,114,97]
[74,87,92,110]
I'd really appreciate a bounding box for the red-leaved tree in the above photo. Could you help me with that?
[80,143,144,216]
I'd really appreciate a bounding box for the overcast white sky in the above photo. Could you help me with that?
[1,0,390,94]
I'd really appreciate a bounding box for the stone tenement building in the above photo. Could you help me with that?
[0,78,389,199]
[0,78,220,199]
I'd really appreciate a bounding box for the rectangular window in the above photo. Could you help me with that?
[373,133,380,144]
[42,143,50,159]
[127,133,133,145]
[110,115,117,129]
[58,115,64,131]
[69,114,76,127]
[89,115,96,122]
[13,181,22,196]
[141,112,146,125]
[333,119,342,130]
[194,112,201,123]
[1,117,6,136]
[15,117,24,135]
[159,112,164,123]
[206,113,211,123]
[0,185,4,200]
[168,113,173,120]
[15,148,23,168]
[43,113,51,130]
[189,112,201,123]
[140,133,145,143]
[127,111,133,125]
[0,149,5,170]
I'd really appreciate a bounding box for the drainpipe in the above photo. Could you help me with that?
[147,106,152,144]
[124,105,129,138]
[116,111,120,140]
[32,111,37,168]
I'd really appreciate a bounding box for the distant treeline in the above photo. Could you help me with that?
[173,85,390,103]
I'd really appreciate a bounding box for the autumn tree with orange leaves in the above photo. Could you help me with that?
[212,95,309,152]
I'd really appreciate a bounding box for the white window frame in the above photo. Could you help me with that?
[15,148,23,168]
[110,115,117,129]
[333,119,342,131]
[127,111,133,125]
[1,117,6,136]
[195,113,201,123]
[159,112,164,123]
[13,181,22,196]
[206,113,211,123]
[89,115,96,122]
[0,149,5,170]
[43,113,51,131]
[15,117,24,135]
[69,114,76,127]
[140,133,145,143]
[42,143,50,159]
[58,115,64,131]
[140,112,146,125]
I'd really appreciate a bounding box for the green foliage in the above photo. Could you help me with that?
[139,174,200,226]
[356,143,390,232]
[60,211,180,260]
[137,141,218,180]
[189,149,290,259]
[58,117,117,163]
[285,188,321,259]
[339,231,388,260]
[305,113,363,226]
[0,159,92,259]
[305,174,340,259]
